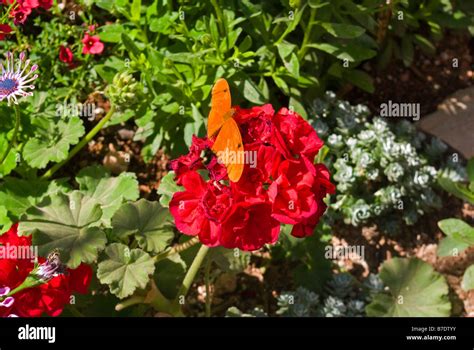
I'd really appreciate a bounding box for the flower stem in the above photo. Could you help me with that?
[67,304,85,317]
[210,0,226,38]
[0,105,20,165]
[205,255,212,317]
[115,295,146,312]
[172,244,209,313]
[41,104,116,179]
[297,7,317,60]
[154,236,200,263]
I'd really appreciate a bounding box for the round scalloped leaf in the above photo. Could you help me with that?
[437,219,474,257]
[111,199,174,254]
[97,243,155,299]
[76,166,140,225]
[157,171,183,207]
[462,265,474,291]
[23,116,85,169]
[366,258,451,317]
[18,191,106,269]
[0,133,17,178]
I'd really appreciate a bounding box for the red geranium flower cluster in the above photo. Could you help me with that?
[169,104,335,251]
[0,224,92,317]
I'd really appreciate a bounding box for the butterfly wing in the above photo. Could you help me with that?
[207,78,232,138]
[211,117,244,182]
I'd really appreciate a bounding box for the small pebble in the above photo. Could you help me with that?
[440,52,450,61]
[118,128,135,140]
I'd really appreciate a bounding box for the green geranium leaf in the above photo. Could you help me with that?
[76,166,139,225]
[157,172,183,207]
[97,243,155,299]
[23,116,85,169]
[154,254,187,299]
[467,158,474,184]
[0,177,70,218]
[366,258,451,317]
[462,265,474,291]
[111,199,174,253]
[0,133,17,178]
[437,219,474,257]
[0,206,12,233]
[19,191,106,269]
[212,247,250,273]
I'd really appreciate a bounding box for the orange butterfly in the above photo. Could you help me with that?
[207,78,244,182]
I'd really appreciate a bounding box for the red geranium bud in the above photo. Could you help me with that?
[81,33,104,55]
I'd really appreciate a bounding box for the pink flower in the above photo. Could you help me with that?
[38,0,53,10]
[20,0,39,9]
[81,34,104,55]
[59,46,73,63]
[11,6,31,25]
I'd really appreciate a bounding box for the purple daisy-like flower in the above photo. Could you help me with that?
[0,286,14,309]
[0,51,38,105]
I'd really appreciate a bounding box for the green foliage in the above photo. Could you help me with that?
[462,265,474,291]
[23,116,85,169]
[377,0,473,69]
[438,158,474,205]
[0,0,471,318]
[310,92,461,234]
[76,166,140,225]
[276,273,382,317]
[437,219,474,257]
[153,254,187,299]
[84,0,390,157]
[366,258,451,317]
[156,171,183,207]
[0,177,70,232]
[272,223,332,293]
[110,199,174,254]
[97,243,156,299]
[19,191,107,269]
